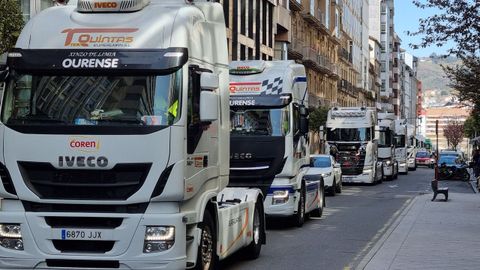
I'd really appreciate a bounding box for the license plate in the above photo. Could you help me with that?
[59,229,109,240]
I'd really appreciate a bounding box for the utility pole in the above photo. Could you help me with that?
[435,120,439,180]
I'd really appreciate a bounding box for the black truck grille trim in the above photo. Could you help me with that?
[18,161,151,200]
[52,240,115,253]
[45,217,123,229]
[151,164,174,198]
[46,259,119,268]
[0,162,16,195]
[22,201,149,213]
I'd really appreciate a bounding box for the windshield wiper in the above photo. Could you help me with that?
[13,116,67,124]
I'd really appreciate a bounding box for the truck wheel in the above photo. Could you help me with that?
[310,183,324,218]
[195,211,217,270]
[330,178,337,196]
[293,186,305,227]
[335,178,342,194]
[244,200,264,260]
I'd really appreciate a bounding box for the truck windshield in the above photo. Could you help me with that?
[327,128,371,142]
[394,135,406,147]
[1,71,181,126]
[230,107,289,136]
[378,129,392,147]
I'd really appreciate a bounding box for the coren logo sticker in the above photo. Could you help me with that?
[62,28,138,48]
[69,137,100,152]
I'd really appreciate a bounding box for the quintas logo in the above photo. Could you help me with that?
[62,28,138,48]
[69,137,100,152]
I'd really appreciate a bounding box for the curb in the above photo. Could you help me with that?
[355,196,418,270]
[469,180,478,194]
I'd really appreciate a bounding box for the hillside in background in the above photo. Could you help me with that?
[417,55,461,107]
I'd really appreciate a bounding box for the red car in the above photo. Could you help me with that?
[416,151,434,168]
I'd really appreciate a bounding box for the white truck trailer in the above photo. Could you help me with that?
[323,107,383,184]
[0,0,266,269]
[394,119,409,174]
[377,113,398,180]
[228,60,325,227]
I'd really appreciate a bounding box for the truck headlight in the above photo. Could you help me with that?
[272,190,290,204]
[408,158,415,163]
[321,172,332,177]
[143,226,175,253]
[0,224,23,250]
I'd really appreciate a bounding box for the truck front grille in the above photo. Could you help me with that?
[52,240,115,253]
[18,162,151,200]
[45,217,123,229]
[46,259,119,268]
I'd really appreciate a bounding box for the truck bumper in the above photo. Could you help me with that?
[0,201,187,270]
[264,185,297,217]
[342,170,374,184]
[398,162,408,173]
[383,165,393,176]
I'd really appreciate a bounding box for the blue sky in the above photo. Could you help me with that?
[394,1,454,57]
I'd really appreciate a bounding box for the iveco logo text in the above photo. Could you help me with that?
[230,153,253,159]
[58,156,108,168]
[94,2,118,8]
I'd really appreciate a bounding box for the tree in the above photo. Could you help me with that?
[443,120,465,150]
[0,0,24,54]
[464,111,480,138]
[408,0,480,108]
[308,106,329,134]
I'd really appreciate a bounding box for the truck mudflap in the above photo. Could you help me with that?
[216,188,264,260]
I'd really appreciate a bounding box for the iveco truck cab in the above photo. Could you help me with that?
[394,119,409,174]
[0,0,266,269]
[377,112,398,180]
[228,60,325,227]
[323,107,383,184]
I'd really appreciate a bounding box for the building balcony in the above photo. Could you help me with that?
[339,47,353,65]
[301,9,329,34]
[381,102,394,113]
[393,67,399,74]
[392,82,399,90]
[289,0,303,12]
[287,39,304,60]
[302,46,336,75]
[338,79,358,98]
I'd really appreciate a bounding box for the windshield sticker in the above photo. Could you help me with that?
[62,28,138,48]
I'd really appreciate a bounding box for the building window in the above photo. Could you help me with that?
[381,5,387,14]
[381,61,386,72]
[240,0,246,35]
[380,23,386,34]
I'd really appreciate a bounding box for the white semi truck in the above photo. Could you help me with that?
[377,113,398,180]
[323,107,383,184]
[394,119,409,174]
[0,0,267,269]
[228,60,325,227]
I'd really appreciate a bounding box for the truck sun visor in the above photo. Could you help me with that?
[229,94,292,108]
[7,48,188,76]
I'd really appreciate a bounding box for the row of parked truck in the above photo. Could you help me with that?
[0,0,412,269]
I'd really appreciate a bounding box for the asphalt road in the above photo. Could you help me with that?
[222,167,473,270]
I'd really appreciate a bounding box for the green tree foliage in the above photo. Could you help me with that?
[409,0,480,131]
[0,0,24,54]
[464,111,480,138]
[308,106,329,134]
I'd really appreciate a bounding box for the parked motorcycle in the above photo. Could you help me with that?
[439,163,470,181]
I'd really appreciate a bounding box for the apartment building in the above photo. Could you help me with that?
[392,32,401,116]
[369,0,395,113]
[368,36,382,108]
[425,106,470,151]
[288,0,341,108]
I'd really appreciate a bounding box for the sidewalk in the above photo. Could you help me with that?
[360,192,480,270]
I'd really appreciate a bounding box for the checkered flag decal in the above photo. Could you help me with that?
[260,77,283,95]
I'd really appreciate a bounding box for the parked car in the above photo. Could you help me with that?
[438,155,470,181]
[407,150,417,171]
[415,151,434,168]
[307,155,342,196]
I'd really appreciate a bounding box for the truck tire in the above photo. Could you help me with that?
[293,185,306,227]
[310,182,324,218]
[244,200,264,260]
[195,211,217,270]
[335,178,342,194]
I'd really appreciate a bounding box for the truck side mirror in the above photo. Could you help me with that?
[199,73,219,122]
[374,125,380,140]
[0,65,8,82]
[299,105,309,135]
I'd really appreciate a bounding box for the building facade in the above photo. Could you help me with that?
[288,0,341,108]
[17,0,55,22]
[424,106,470,151]
[369,36,382,108]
